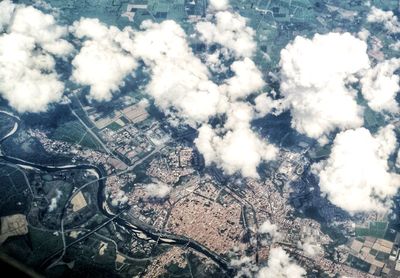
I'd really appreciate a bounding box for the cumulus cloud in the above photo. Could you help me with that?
[219,58,265,100]
[203,48,230,74]
[11,5,73,56]
[297,237,322,258]
[0,2,276,178]
[254,93,278,118]
[312,125,400,213]
[144,182,171,198]
[0,0,15,31]
[361,58,400,113]
[0,2,73,112]
[196,125,277,177]
[390,41,400,51]
[230,256,258,277]
[208,0,229,11]
[132,20,225,124]
[71,18,138,101]
[279,32,370,142]
[90,18,276,178]
[111,190,129,207]
[196,11,256,58]
[396,150,400,168]
[367,6,400,33]
[195,103,277,178]
[48,190,62,212]
[357,28,370,41]
[257,247,306,278]
[259,220,282,241]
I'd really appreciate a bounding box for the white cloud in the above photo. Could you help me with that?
[71,18,138,101]
[312,125,400,213]
[257,247,306,278]
[48,190,62,212]
[195,103,277,178]
[196,11,256,58]
[357,28,370,41]
[111,190,129,207]
[367,6,400,33]
[0,1,274,179]
[0,0,15,31]
[219,58,265,100]
[117,19,277,178]
[196,125,277,177]
[259,220,282,241]
[195,125,218,164]
[203,48,230,73]
[144,182,171,198]
[208,0,229,11]
[279,32,370,142]
[0,2,73,113]
[0,34,65,112]
[254,93,277,118]
[396,150,400,168]
[0,2,275,178]
[361,58,400,113]
[230,256,252,267]
[390,41,400,51]
[297,237,322,258]
[230,256,257,277]
[132,20,226,125]
[11,5,73,57]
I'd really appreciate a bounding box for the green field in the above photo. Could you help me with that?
[105,121,123,131]
[309,144,331,160]
[27,227,64,265]
[355,221,388,238]
[364,109,378,127]
[0,164,31,215]
[51,121,104,151]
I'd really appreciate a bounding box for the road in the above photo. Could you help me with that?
[70,108,114,156]
[0,107,233,275]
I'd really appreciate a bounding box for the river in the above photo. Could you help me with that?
[0,117,234,275]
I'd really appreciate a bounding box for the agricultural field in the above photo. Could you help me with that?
[355,221,388,238]
[0,164,31,216]
[51,121,104,151]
